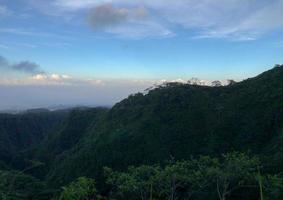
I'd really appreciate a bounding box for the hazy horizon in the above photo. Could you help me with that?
[0,68,275,110]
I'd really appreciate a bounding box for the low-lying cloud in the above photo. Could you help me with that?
[0,75,235,110]
[0,55,45,75]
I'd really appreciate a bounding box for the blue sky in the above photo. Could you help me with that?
[0,0,283,109]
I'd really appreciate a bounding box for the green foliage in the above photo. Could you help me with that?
[214,152,260,200]
[0,170,46,200]
[151,157,216,200]
[37,108,108,164]
[104,152,263,200]
[0,110,68,170]
[104,165,160,200]
[58,177,97,200]
[263,174,283,200]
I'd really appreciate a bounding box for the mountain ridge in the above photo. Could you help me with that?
[39,65,283,186]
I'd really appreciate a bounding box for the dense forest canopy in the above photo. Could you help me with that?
[0,65,283,199]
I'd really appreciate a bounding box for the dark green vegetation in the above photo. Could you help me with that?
[103,152,283,200]
[0,110,68,171]
[0,65,283,199]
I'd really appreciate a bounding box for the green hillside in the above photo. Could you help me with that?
[0,110,68,170]
[1,66,283,199]
[43,66,283,186]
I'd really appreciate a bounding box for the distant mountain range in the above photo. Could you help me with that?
[0,105,101,114]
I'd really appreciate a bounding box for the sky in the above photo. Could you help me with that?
[0,0,283,109]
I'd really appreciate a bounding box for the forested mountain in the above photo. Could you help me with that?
[0,110,68,170]
[36,108,109,165]
[44,66,283,185]
[1,66,283,199]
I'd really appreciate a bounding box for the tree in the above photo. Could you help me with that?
[153,156,219,200]
[104,165,160,200]
[212,80,222,87]
[227,79,237,86]
[0,170,46,200]
[189,78,201,85]
[263,174,283,200]
[104,152,263,200]
[214,152,259,200]
[59,177,97,200]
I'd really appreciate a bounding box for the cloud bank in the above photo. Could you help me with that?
[0,74,234,110]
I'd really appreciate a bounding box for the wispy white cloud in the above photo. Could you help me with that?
[0,44,9,49]
[0,28,74,40]
[0,4,12,17]
[106,20,173,39]
[41,42,71,48]
[53,0,109,10]
[152,0,283,41]
[14,43,38,48]
[0,41,72,49]
[0,42,37,50]
[19,0,283,39]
